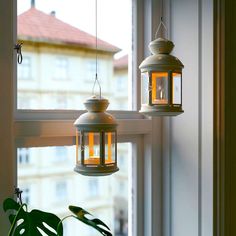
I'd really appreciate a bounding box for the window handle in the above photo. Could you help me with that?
[14,43,23,64]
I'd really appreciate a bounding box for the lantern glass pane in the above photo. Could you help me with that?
[172,72,182,105]
[152,72,168,105]
[76,131,81,164]
[84,132,100,165]
[141,72,149,104]
[105,132,116,164]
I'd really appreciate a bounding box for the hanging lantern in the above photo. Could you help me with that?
[139,37,184,116]
[74,95,119,176]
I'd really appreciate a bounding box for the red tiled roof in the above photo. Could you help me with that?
[18,8,120,53]
[114,55,128,69]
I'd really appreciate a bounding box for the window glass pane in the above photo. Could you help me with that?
[141,72,149,105]
[17,0,132,110]
[172,72,181,105]
[17,143,132,236]
[152,72,168,105]
[18,56,31,80]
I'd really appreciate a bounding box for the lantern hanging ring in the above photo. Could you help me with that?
[155,17,168,39]
[92,73,102,98]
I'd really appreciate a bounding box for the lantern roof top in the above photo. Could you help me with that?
[139,37,184,71]
[84,95,109,112]
[74,95,117,129]
[149,37,174,54]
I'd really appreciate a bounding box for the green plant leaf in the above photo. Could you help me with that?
[3,198,62,236]
[69,205,112,236]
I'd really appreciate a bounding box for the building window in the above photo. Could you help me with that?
[21,187,31,205]
[54,96,68,109]
[86,60,100,82]
[115,210,128,236]
[119,181,125,193]
[55,181,68,202]
[118,155,125,169]
[53,146,68,162]
[18,56,31,79]
[88,178,99,197]
[54,57,68,80]
[116,76,127,91]
[18,148,30,164]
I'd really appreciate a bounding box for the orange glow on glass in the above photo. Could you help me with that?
[152,74,156,103]
[107,132,112,162]
[88,133,94,157]
[172,72,180,76]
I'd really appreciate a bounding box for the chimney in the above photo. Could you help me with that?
[50,11,56,17]
[31,0,35,8]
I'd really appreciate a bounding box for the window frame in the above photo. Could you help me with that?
[0,0,163,235]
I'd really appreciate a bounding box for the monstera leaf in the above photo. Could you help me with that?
[3,198,62,236]
[69,205,112,236]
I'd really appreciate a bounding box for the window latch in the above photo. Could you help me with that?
[14,43,23,64]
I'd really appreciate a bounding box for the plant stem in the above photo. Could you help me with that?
[57,215,76,236]
[8,204,27,236]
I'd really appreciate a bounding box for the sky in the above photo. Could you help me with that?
[18,0,132,56]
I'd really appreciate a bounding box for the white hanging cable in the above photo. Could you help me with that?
[154,0,168,39]
[92,0,102,98]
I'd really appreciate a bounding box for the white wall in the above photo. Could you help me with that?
[163,0,213,236]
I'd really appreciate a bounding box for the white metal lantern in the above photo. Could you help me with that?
[139,37,184,116]
[73,0,119,176]
[74,95,119,176]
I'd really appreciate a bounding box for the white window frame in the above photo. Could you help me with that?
[0,0,163,235]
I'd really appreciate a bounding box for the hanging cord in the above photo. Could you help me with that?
[92,0,102,98]
[14,43,23,64]
[154,0,168,39]
[92,73,101,98]
[155,16,168,39]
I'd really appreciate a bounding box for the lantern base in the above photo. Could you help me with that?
[139,104,184,117]
[74,164,119,176]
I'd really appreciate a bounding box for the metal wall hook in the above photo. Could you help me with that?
[14,43,23,64]
[14,186,23,205]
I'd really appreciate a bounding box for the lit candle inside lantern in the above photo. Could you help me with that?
[152,72,168,104]
[85,132,100,165]
[89,132,94,157]
[152,74,157,103]
[107,132,112,163]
